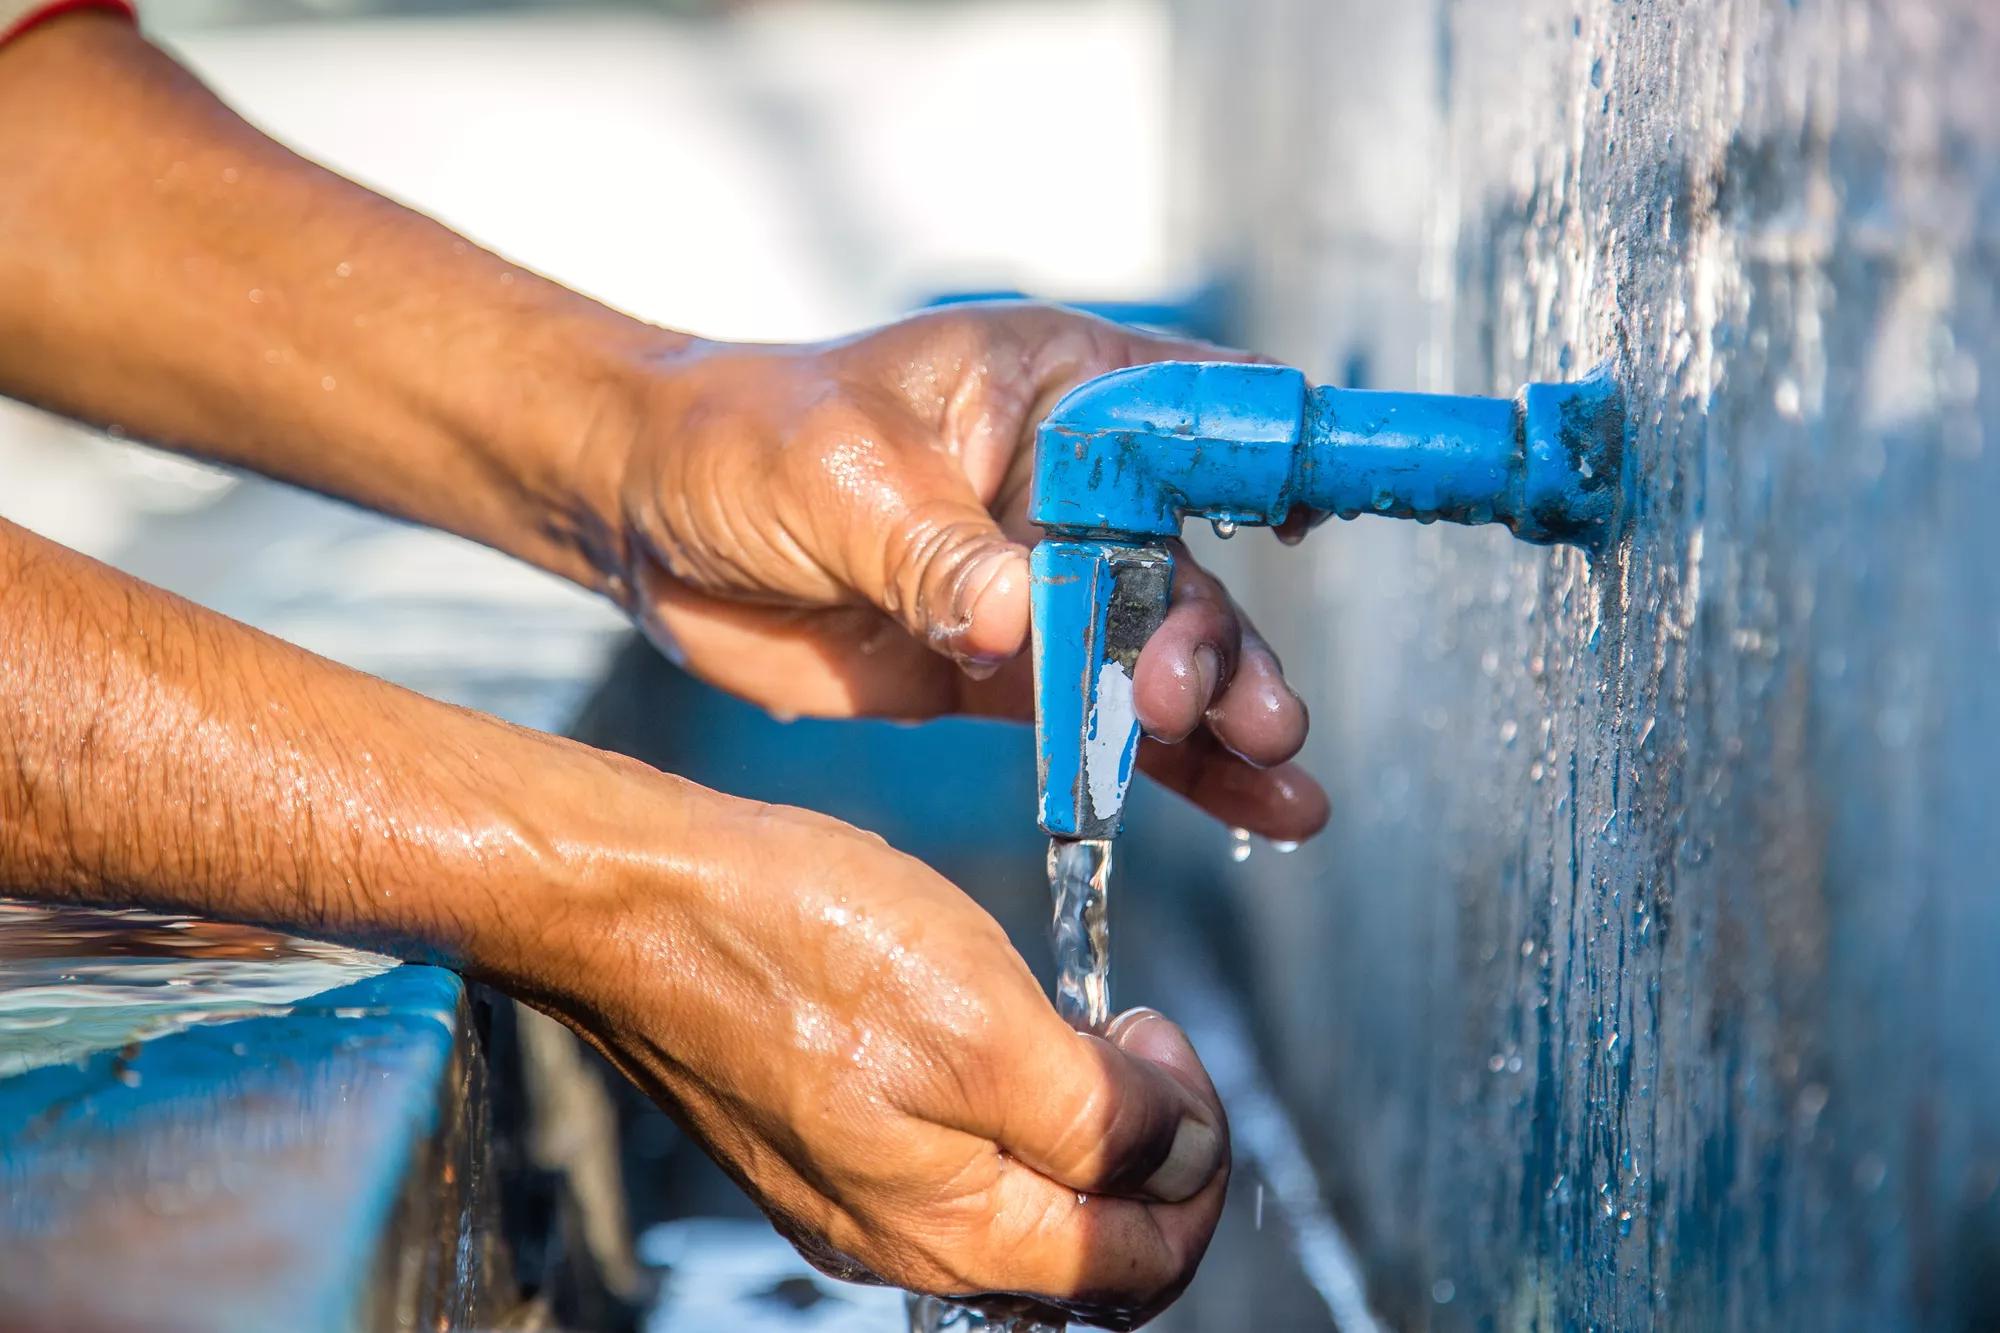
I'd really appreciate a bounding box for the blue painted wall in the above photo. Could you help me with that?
[1170,0,2000,1326]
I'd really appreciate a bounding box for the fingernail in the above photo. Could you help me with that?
[1193,646,1221,709]
[1106,1007,1163,1041]
[1144,1116,1223,1203]
[959,655,1004,682]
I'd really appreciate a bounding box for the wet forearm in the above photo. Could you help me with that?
[0,12,679,596]
[0,515,672,986]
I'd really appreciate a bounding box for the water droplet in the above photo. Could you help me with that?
[1210,518,1238,540]
[1271,839,1300,854]
[1229,827,1253,862]
[1431,1279,1456,1305]
[1775,377,1803,419]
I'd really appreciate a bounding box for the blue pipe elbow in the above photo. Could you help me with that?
[1031,363,1308,539]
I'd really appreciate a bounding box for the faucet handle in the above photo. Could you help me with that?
[1030,540,1173,839]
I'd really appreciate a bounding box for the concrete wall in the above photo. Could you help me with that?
[1170,1,2000,1327]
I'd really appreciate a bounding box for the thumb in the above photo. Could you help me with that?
[993,1007,1228,1204]
[863,462,1030,668]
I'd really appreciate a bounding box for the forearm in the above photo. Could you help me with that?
[0,514,677,989]
[0,13,675,595]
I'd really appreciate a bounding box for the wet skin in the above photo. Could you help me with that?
[0,13,1326,1325]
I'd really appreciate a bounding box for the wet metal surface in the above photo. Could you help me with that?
[1176,0,2000,1327]
[0,908,496,1333]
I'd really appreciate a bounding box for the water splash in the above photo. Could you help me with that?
[904,1296,1056,1332]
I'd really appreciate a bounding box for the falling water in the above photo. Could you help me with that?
[904,1296,1057,1332]
[904,838,1114,1333]
[1048,837,1113,1032]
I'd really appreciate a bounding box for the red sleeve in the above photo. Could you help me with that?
[0,0,137,49]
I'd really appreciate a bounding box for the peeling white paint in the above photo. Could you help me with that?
[1084,658,1138,823]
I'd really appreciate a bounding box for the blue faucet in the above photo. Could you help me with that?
[1029,360,1629,839]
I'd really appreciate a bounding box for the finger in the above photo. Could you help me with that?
[931,1013,1229,1321]
[1204,625,1310,768]
[1136,732,1330,842]
[850,447,1031,670]
[635,565,961,718]
[985,1009,1227,1205]
[968,1147,1226,1328]
[1118,326,1278,370]
[1131,549,1241,744]
[1105,1009,1225,1131]
[1133,550,1309,767]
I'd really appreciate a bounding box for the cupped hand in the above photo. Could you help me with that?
[605,303,1328,842]
[532,790,1230,1329]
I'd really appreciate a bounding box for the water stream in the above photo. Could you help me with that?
[904,838,1114,1333]
[1047,838,1113,1033]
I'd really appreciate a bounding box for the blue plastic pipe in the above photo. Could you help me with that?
[1030,360,1629,838]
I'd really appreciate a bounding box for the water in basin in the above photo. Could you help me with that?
[0,900,394,1077]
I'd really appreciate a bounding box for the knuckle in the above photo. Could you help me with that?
[879,506,1005,637]
[1037,1070,1123,1180]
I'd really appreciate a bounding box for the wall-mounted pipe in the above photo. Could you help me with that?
[1029,361,1629,839]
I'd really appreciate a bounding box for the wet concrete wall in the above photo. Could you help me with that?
[1169,1,2000,1327]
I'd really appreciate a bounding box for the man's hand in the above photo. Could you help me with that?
[537,793,1228,1329]
[600,304,1329,842]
